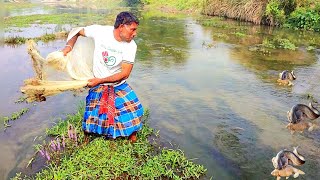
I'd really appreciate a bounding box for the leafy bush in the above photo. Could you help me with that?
[287,7,320,31]
[265,0,286,26]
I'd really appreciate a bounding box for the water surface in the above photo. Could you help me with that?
[1,2,320,180]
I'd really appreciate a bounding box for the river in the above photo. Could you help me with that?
[1,1,320,179]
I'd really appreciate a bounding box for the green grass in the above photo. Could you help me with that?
[2,108,29,129]
[13,105,206,179]
[4,2,37,11]
[142,0,203,11]
[4,13,111,28]
[5,33,64,45]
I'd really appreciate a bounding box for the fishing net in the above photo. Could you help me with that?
[21,28,94,102]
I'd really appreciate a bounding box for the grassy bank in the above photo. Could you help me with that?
[141,0,320,31]
[13,105,206,179]
[141,0,203,13]
[203,0,320,31]
[202,0,266,24]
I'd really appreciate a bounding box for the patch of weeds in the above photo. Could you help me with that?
[5,32,66,46]
[262,38,296,50]
[262,39,276,49]
[15,96,27,104]
[248,45,271,55]
[46,102,84,136]
[212,32,229,40]
[302,93,318,103]
[13,105,206,179]
[4,2,37,11]
[202,40,216,48]
[4,36,26,45]
[306,45,315,51]
[35,34,56,43]
[233,32,246,37]
[200,19,230,29]
[2,108,29,129]
[4,13,109,28]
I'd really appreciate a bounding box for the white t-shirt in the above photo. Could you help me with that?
[84,25,137,83]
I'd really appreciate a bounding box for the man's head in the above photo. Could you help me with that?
[114,12,139,43]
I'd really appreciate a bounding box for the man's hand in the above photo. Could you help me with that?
[87,78,102,88]
[61,46,72,56]
[61,29,85,56]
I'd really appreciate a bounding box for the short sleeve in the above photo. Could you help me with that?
[84,25,104,39]
[122,41,137,64]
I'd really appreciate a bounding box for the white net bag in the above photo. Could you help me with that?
[45,27,95,80]
[21,27,95,102]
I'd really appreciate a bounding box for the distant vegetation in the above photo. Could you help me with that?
[141,0,320,31]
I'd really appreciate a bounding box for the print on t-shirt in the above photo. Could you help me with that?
[102,50,116,67]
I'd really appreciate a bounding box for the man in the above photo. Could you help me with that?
[61,12,144,143]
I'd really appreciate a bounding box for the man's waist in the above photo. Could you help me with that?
[101,80,125,87]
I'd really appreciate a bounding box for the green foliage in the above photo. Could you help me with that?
[15,96,27,104]
[35,34,56,43]
[265,0,286,26]
[4,36,26,45]
[15,106,206,179]
[286,7,320,31]
[262,38,296,50]
[46,102,85,136]
[141,0,202,11]
[4,13,109,28]
[263,0,320,31]
[2,108,29,129]
[4,2,36,11]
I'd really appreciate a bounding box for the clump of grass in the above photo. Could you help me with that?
[4,36,26,45]
[2,108,29,129]
[262,38,296,50]
[15,96,27,104]
[5,32,67,46]
[13,106,206,179]
[233,32,246,37]
[4,13,111,28]
[4,2,37,11]
[35,34,56,43]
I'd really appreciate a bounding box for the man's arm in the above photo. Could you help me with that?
[61,29,86,56]
[87,62,133,87]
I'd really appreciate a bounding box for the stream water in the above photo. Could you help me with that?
[1,2,320,179]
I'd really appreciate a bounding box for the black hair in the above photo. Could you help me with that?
[114,12,139,29]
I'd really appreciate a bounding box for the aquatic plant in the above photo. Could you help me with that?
[4,36,26,45]
[14,96,27,104]
[2,108,29,129]
[34,34,56,43]
[262,38,296,50]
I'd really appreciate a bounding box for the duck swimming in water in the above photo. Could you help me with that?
[271,147,305,170]
[287,102,320,124]
[277,70,296,86]
[271,147,306,179]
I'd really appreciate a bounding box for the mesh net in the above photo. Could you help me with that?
[21,28,94,102]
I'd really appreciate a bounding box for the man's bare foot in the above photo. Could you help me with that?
[128,131,137,143]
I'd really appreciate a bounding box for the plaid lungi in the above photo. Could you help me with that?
[82,82,143,138]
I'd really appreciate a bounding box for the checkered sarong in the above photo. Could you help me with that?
[82,82,143,138]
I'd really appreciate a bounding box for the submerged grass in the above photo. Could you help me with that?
[13,105,206,179]
[2,108,29,129]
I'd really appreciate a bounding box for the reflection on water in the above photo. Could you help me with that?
[1,2,320,180]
